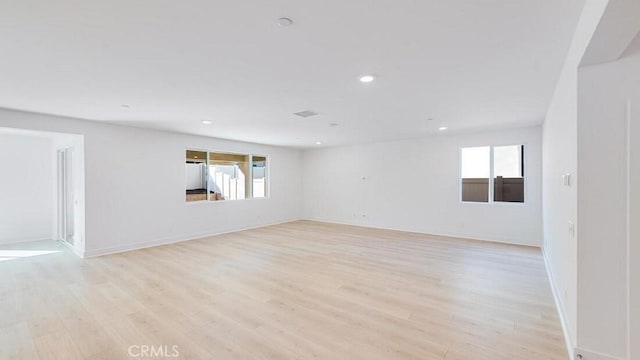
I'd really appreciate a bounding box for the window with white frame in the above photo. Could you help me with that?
[251,155,267,198]
[185,150,268,202]
[460,145,524,203]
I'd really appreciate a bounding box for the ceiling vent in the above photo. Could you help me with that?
[293,110,319,118]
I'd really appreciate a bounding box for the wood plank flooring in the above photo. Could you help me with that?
[0,221,567,359]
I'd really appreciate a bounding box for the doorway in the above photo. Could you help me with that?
[57,148,74,246]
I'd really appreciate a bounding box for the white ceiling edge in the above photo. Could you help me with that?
[0,105,543,151]
[300,122,545,151]
[0,123,78,140]
[580,0,640,66]
[0,105,303,149]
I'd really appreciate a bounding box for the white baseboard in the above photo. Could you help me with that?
[0,236,53,245]
[302,217,541,248]
[84,217,301,257]
[542,247,575,360]
[58,239,86,258]
[574,348,622,360]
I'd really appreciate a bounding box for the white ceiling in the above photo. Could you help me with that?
[0,0,584,148]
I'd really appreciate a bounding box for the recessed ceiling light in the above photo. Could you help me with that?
[438,126,448,131]
[277,17,293,27]
[359,75,375,83]
[194,155,198,158]
[201,120,213,124]
[315,141,322,145]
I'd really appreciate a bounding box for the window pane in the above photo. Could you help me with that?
[461,146,490,202]
[185,150,208,202]
[252,155,267,198]
[493,145,524,202]
[208,152,248,201]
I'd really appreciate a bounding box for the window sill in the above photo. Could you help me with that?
[185,197,270,205]
[460,201,526,206]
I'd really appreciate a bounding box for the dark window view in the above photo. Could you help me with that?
[493,145,525,202]
[185,150,208,202]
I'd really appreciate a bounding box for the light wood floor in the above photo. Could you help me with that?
[0,221,567,359]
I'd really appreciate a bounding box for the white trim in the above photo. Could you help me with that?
[249,154,253,198]
[185,148,271,203]
[58,238,85,258]
[84,217,301,257]
[184,196,271,205]
[458,146,463,203]
[489,143,495,202]
[460,200,528,207]
[459,144,527,205]
[542,247,574,360]
[625,97,632,360]
[574,348,622,360]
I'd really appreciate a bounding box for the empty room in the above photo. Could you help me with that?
[0,1,638,359]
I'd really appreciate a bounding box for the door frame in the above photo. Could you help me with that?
[57,147,74,246]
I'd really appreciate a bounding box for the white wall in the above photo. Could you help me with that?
[541,47,580,359]
[576,33,639,360]
[541,0,607,354]
[303,126,542,246]
[630,45,640,359]
[0,108,303,257]
[0,133,54,244]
